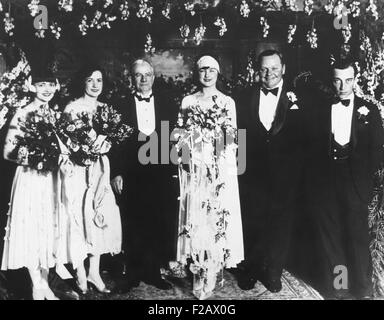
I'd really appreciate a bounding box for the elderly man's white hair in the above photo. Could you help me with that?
[131,58,154,74]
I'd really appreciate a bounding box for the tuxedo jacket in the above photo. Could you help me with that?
[237,83,306,209]
[109,91,179,262]
[306,95,384,204]
[110,90,178,182]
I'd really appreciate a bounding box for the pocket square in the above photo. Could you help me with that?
[290,104,299,110]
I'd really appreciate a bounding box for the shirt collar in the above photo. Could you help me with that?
[136,90,153,99]
[333,93,355,107]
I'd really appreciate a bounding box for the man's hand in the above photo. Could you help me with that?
[111,175,123,195]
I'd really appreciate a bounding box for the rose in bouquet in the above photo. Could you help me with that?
[92,103,133,145]
[57,112,100,166]
[14,105,61,173]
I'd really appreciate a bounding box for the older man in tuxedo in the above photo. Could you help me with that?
[237,49,306,292]
[110,59,178,292]
[306,57,384,299]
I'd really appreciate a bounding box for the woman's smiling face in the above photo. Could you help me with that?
[198,67,218,88]
[84,70,103,98]
[34,81,56,103]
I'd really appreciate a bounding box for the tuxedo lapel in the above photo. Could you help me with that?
[326,102,333,157]
[270,87,289,136]
[250,86,261,125]
[153,93,162,131]
[350,96,362,150]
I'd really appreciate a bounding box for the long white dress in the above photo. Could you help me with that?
[56,100,122,270]
[1,104,58,272]
[176,92,244,300]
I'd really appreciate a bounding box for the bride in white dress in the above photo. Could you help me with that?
[176,55,244,300]
[1,77,60,300]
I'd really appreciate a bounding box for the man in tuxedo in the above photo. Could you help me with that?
[110,59,178,292]
[306,57,384,299]
[237,49,305,292]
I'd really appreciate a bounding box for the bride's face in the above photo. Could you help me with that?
[34,81,56,103]
[198,67,218,88]
[84,70,103,98]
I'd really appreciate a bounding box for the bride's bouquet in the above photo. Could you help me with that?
[174,95,237,175]
[15,105,62,173]
[176,95,236,140]
[92,103,133,145]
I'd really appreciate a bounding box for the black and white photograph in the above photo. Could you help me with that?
[0,0,384,306]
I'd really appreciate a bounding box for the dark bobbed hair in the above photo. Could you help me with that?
[68,63,108,101]
[256,49,285,68]
[330,55,358,77]
[192,52,227,93]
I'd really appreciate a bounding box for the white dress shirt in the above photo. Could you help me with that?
[259,80,283,131]
[135,93,156,136]
[331,93,354,146]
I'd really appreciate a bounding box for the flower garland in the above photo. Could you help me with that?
[260,16,270,38]
[287,24,296,44]
[239,0,250,18]
[0,51,31,130]
[144,33,155,54]
[193,23,206,46]
[306,26,318,49]
[180,24,191,43]
[214,17,227,37]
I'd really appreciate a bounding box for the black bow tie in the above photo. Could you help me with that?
[334,98,351,107]
[135,93,153,103]
[261,87,279,97]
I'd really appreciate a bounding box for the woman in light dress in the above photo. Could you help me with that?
[58,64,122,294]
[1,75,60,300]
[176,55,244,300]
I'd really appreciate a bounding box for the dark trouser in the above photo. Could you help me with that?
[118,167,177,282]
[241,182,294,280]
[311,161,372,296]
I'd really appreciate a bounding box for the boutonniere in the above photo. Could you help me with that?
[287,91,297,103]
[357,106,369,124]
[287,91,299,110]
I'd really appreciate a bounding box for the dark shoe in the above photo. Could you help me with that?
[114,278,140,294]
[146,278,172,290]
[237,275,257,291]
[260,276,282,293]
[87,277,111,294]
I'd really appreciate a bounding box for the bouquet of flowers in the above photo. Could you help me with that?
[57,112,100,166]
[15,105,62,173]
[92,103,133,145]
[175,95,236,162]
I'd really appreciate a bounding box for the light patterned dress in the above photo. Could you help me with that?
[176,92,244,300]
[1,103,59,272]
[56,100,122,270]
